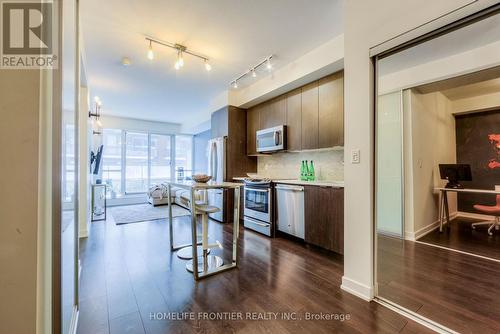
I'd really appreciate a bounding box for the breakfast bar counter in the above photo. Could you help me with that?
[165,180,243,280]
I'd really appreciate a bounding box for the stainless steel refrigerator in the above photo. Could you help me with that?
[207,137,226,222]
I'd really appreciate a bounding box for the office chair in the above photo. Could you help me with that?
[472,185,500,235]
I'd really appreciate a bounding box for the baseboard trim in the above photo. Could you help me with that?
[406,212,458,241]
[341,276,374,301]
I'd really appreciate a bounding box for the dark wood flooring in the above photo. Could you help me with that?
[77,206,431,334]
[418,217,500,260]
[377,234,500,334]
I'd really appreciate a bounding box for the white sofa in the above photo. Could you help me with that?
[147,183,202,208]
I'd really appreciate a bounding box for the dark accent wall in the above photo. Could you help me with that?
[456,110,500,212]
[193,129,211,175]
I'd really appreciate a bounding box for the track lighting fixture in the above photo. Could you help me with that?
[145,37,211,72]
[229,55,274,89]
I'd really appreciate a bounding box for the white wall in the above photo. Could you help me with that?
[342,0,496,301]
[0,70,46,333]
[405,90,457,240]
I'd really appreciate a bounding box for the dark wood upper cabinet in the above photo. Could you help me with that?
[304,185,344,254]
[260,96,286,129]
[318,72,344,148]
[246,106,260,156]
[245,71,344,155]
[301,81,319,150]
[285,88,302,151]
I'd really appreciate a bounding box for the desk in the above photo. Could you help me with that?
[165,180,242,280]
[435,187,500,232]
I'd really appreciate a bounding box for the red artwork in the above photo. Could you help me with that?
[488,134,500,169]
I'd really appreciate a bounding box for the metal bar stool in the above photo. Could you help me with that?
[176,190,211,260]
[186,203,223,273]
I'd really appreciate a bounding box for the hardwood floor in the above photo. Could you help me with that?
[77,206,430,334]
[418,217,500,260]
[377,234,500,334]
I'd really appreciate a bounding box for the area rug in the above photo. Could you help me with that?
[111,204,190,225]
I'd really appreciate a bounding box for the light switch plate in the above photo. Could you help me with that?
[351,149,360,164]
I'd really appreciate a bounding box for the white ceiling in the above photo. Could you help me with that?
[81,0,344,127]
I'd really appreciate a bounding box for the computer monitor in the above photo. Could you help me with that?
[439,164,472,189]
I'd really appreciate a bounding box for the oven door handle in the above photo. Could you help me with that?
[244,216,270,227]
[245,188,270,193]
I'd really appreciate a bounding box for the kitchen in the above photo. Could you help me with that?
[207,70,344,254]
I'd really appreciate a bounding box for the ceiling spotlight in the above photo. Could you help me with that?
[122,57,131,66]
[174,61,181,70]
[252,68,257,78]
[147,41,154,60]
[177,50,184,67]
[232,81,238,89]
[204,60,212,71]
[266,58,272,71]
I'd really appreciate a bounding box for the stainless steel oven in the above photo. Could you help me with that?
[256,125,286,153]
[243,179,273,236]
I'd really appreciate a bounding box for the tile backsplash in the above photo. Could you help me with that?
[257,148,344,181]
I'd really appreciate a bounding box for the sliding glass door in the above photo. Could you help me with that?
[125,132,149,193]
[375,7,500,332]
[150,134,172,185]
[101,130,184,196]
[175,135,194,179]
[102,128,123,198]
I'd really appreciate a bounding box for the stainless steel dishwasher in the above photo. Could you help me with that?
[276,184,305,239]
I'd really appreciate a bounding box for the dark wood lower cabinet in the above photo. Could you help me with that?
[304,186,344,254]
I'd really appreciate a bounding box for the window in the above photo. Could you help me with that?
[175,135,193,180]
[150,134,171,185]
[125,132,149,193]
[102,129,123,198]
[100,129,191,197]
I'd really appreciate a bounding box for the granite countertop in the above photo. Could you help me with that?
[232,176,344,188]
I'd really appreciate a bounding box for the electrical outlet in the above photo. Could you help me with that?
[351,149,360,164]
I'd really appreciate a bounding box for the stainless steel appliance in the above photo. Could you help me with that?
[256,125,286,153]
[276,184,305,239]
[207,137,226,222]
[243,178,273,236]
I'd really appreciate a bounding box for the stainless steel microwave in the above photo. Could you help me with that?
[256,125,287,153]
